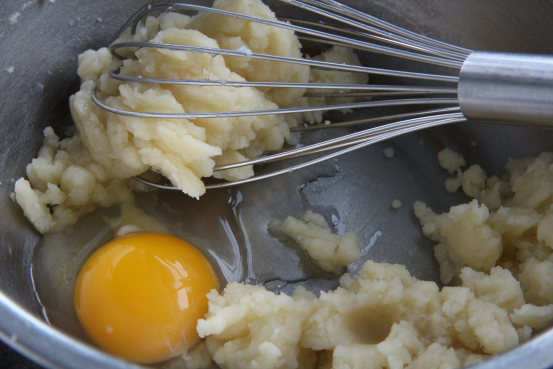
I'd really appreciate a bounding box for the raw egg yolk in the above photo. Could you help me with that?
[74,233,219,364]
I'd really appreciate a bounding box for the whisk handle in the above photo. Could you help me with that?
[458,51,553,128]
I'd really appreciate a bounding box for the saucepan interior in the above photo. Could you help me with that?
[0,0,552,368]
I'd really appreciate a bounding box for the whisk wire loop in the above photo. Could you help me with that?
[213,109,463,171]
[284,19,466,63]
[280,0,469,62]
[105,0,464,124]
[132,112,467,190]
[92,87,458,119]
[120,3,466,68]
[289,106,461,131]
[303,0,472,56]
[110,40,460,82]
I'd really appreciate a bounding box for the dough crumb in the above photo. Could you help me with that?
[9,12,21,24]
[199,259,526,369]
[383,147,395,158]
[438,148,466,174]
[268,211,361,273]
[391,199,402,209]
[416,151,553,323]
[197,156,553,369]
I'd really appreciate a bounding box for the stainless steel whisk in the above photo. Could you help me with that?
[92,0,553,190]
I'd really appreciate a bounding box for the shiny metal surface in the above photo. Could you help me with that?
[0,0,553,368]
[92,91,459,119]
[459,51,553,127]
[121,2,467,67]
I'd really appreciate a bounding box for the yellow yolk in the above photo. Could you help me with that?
[74,233,220,364]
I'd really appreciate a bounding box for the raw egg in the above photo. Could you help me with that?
[74,233,219,364]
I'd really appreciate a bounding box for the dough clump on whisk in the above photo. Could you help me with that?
[14,0,366,234]
[73,26,289,198]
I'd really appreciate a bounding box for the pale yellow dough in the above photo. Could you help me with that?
[198,260,530,369]
[198,152,553,369]
[186,0,310,108]
[268,211,361,273]
[14,0,366,234]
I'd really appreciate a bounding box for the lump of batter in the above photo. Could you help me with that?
[414,200,503,283]
[15,0,367,234]
[16,27,287,232]
[197,283,318,369]
[268,211,361,273]
[197,260,532,369]
[417,151,553,287]
[198,152,553,369]
[187,0,310,108]
[439,148,512,211]
[73,27,289,199]
[14,128,135,233]
[285,46,369,127]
